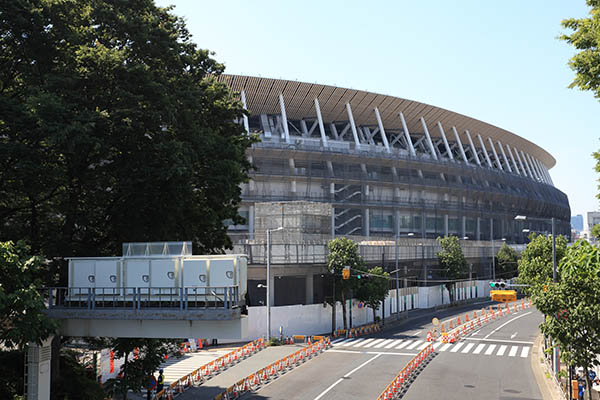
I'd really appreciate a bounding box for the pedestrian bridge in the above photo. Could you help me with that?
[43,285,247,339]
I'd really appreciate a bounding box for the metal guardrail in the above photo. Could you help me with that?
[44,286,240,311]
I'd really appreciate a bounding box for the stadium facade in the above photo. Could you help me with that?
[218,74,570,306]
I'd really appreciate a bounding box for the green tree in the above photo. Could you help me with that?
[436,236,468,304]
[0,241,57,349]
[560,1,600,100]
[327,238,364,330]
[355,266,390,323]
[496,242,519,278]
[517,232,567,295]
[1,1,254,396]
[591,223,600,240]
[0,0,254,270]
[534,240,600,400]
[104,339,179,400]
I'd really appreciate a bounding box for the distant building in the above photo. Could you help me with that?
[587,211,600,232]
[571,214,583,233]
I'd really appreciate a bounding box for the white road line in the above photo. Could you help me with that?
[521,347,530,358]
[364,339,385,348]
[417,342,430,350]
[396,341,412,349]
[473,344,486,354]
[484,345,497,355]
[433,342,442,350]
[413,330,423,336]
[496,345,508,356]
[385,339,403,349]
[313,354,382,400]
[342,338,363,347]
[439,343,452,352]
[511,332,518,339]
[483,312,532,339]
[406,340,423,350]
[508,346,519,357]
[461,343,475,353]
[327,349,418,356]
[464,338,534,345]
[375,339,394,348]
[450,343,465,353]
[353,338,375,347]
[332,338,351,346]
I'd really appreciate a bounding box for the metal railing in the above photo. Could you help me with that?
[44,286,240,311]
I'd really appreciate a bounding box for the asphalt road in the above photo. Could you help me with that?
[239,300,536,400]
[403,307,543,400]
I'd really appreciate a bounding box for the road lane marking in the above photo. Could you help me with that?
[450,343,464,353]
[331,338,346,344]
[353,338,375,347]
[521,347,530,358]
[412,330,423,335]
[375,339,394,348]
[364,339,385,348]
[483,312,532,339]
[496,345,508,356]
[313,354,382,400]
[406,340,423,350]
[484,345,497,355]
[385,339,403,348]
[511,332,518,339]
[439,343,452,352]
[342,338,364,347]
[433,342,442,350]
[333,338,351,346]
[396,341,412,349]
[508,346,518,357]
[461,343,475,353]
[473,344,486,354]
[417,342,430,350]
[327,349,418,356]
[464,338,534,345]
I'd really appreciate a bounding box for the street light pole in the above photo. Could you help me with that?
[266,227,283,340]
[395,233,399,320]
[491,218,495,281]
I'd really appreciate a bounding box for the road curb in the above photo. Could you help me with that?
[531,333,565,400]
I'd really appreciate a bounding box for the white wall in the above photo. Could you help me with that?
[241,280,491,341]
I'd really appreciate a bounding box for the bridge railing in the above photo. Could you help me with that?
[43,286,240,311]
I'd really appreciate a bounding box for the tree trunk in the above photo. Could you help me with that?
[122,352,129,400]
[373,307,376,324]
[585,367,593,400]
[341,291,347,330]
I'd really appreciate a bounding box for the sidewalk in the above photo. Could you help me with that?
[172,344,305,399]
[530,334,565,400]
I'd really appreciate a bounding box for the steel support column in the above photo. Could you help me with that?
[314,97,328,147]
[465,130,481,165]
[420,117,438,160]
[477,134,493,168]
[240,90,250,134]
[374,107,391,152]
[399,112,416,157]
[279,93,290,143]
[514,147,527,177]
[346,103,361,149]
[452,126,469,164]
[506,145,521,175]
[487,138,503,170]
[438,122,454,160]
[497,140,512,173]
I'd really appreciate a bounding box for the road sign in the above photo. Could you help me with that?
[432,317,439,326]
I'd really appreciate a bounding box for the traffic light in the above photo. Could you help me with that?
[342,266,350,280]
[489,281,506,289]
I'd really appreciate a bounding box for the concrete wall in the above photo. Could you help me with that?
[241,280,490,340]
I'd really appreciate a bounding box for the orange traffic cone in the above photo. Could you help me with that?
[465,313,469,322]
[426,331,433,342]
[457,316,461,325]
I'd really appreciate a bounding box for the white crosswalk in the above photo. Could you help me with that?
[333,336,531,359]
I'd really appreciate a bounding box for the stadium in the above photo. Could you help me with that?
[218,74,570,306]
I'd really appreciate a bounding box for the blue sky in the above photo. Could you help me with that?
[158,0,598,225]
